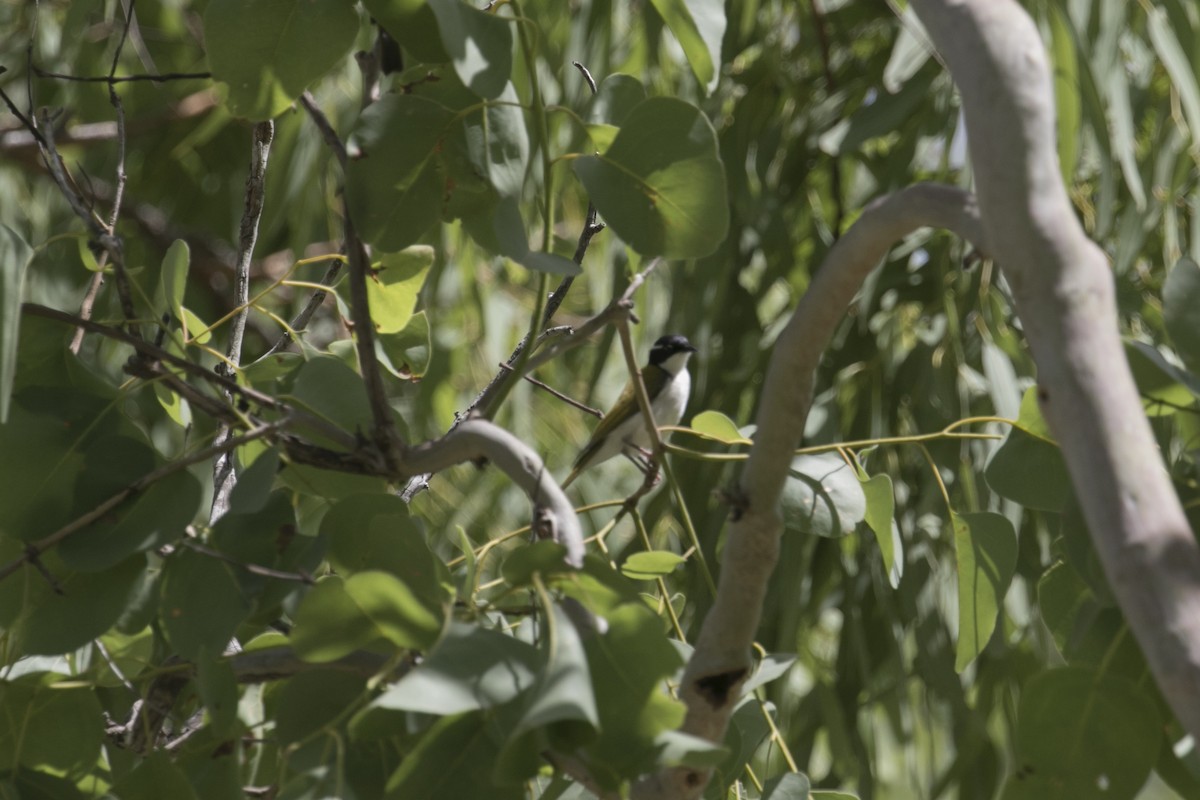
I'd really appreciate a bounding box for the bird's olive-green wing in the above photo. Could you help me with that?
[572,370,646,469]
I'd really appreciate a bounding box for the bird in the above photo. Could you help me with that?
[561,334,697,488]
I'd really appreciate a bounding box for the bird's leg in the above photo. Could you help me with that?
[622,445,661,486]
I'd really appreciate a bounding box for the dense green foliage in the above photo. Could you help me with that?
[1,0,1200,798]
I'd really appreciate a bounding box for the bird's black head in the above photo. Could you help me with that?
[649,334,697,366]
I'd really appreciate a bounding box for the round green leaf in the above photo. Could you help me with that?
[276,669,366,745]
[780,452,866,537]
[384,711,523,800]
[204,0,358,120]
[376,310,433,379]
[761,773,812,800]
[160,549,252,660]
[1,680,104,775]
[366,621,539,716]
[346,95,455,251]
[112,752,198,800]
[59,469,201,571]
[985,415,1070,512]
[366,246,434,334]
[427,0,512,100]
[572,97,729,258]
[1006,667,1160,800]
[290,575,386,663]
[362,0,449,64]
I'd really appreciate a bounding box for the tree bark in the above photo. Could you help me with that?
[912,0,1200,739]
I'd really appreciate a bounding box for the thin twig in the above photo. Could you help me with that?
[399,60,606,501]
[212,120,274,522]
[32,67,211,83]
[343,205,403,464]
[259,258,342,358]
[497,362,603,417]
[22,302,360,450]
[70,2,135,353]
[299,91,347,168]
[0,422,286,583]
[180,539,315,585]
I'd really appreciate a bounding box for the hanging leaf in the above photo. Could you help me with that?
[780,452,867,537]
[953,511,1017,671]
[1163,257,1200,374]
[573,97,728,258]
[0,224,32,423]
[647,0,726,92]
[427,0,513,100]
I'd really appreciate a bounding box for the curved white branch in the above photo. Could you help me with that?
[912,0,1200,739]
[402,419,585,567]
[633,183,985,799]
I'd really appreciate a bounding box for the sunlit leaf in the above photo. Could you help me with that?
[860,472,902,587]
[689,409,749,444]
[647,0,725,92]
[953,511,1017,671]
[621,550,685,580]
[780,452,867,537]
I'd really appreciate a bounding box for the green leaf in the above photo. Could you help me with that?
[384,711,522,800]
[0,552,147,656]
[621,550,686,580]
[1163,257,1200,373]
[497,602,599,781]
[287,356,376,434]
[0,680,104,775]
[491,198,583,276]
[860,472,901,587]
[377,310,434,379]
[952,511,1017,671]
[466,86,528,197]
[780,452,867,537]
[228,448,279,515]
[761,773,812,800]
[985,396,1070,511]
[741,653,796,695]
[501,541,572,587]
[1048,5,1080,183]
[362,0,449,64]
[112,752,198,800]
[346,95,456,251]
[582,603,685,780]
[427,0,513,100]
[290,576,386,662]
[1145,6,1200,147]
[588,74,646,128]
[0,224,32,423]
[341,246,433,335]
[291,571,444,662]
[156,239,189,332]
[161,549,252,660]
[323,498,452,612]
[647,0,726,91]
[881,5,930,92]
[276,669,366,745]
[181,307,212,344]
[573,97,728,258]
[197,655,241,739]
[1124,340,1199,415]
[59,469,201,571]
[204,0,358,121]
[1003,667,1160,800]
[689,410,749,444]
[365,621,539,715]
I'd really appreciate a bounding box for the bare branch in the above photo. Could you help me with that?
[212,120,274,521]
[403,418,586,567]
[632,184,984,799]
[912,0,1200,741]
[32,67,211,83]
